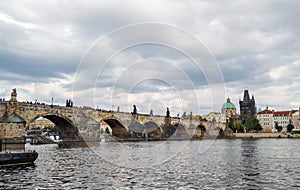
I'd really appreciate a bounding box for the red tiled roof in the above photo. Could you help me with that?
[258,109,273,114]
[273,111,292,117]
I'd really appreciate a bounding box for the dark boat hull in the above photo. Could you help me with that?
[0,151,38,166]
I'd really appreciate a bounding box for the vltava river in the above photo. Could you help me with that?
[1,139,300,189]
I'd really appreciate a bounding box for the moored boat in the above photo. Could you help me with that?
[0,138,38,166]
[0,151,38,166]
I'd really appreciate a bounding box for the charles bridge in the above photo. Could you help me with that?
[0,89,225,141]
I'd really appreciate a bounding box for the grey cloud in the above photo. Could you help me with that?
[1,0,300,114]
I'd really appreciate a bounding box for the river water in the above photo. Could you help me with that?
[1,138,300,189]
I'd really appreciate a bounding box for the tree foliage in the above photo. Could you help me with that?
[31,127,41,130]
[228,118,235,130]
[199,116,207,121]
[45,126,58,132]
[244,117,262,132]
[105,127,110,134]
[228,117,244,133]
[275,122,282,132]
[236,123,244,133]
[287,123,294,133]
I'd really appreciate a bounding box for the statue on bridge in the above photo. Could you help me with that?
[165,107,171,124]
[166,107,170,118]
[131,105,138,120]
[66,99,73,107]
[150,109,153,117]
[134,105,137,114]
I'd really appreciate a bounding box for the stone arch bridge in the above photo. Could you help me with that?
[0,90,225,141]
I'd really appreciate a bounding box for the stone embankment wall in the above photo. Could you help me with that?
[235,132,300,138]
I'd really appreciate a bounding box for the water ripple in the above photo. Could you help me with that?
[1,139,300,189]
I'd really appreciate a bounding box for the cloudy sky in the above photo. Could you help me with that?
[1,0,300,116]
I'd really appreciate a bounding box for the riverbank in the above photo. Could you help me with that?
[234,132,300,138]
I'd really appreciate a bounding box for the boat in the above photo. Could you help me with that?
[26,130,61,144]
[0,151,38,166]
[0,138,38,166]
[42,131,61,143]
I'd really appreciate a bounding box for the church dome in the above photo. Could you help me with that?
[222,98,236,109]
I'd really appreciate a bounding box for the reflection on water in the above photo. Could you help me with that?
[240,140,261,189]
[1,139,300,189]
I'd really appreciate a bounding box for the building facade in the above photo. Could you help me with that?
[257,107,274,132]
[29,117,55,129]
[239,89,256,123]
[202,112,224,123]
[258,107,299,132]
[273,111,292,132]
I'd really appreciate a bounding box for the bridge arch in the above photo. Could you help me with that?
[189,124,206,138]
[28,114,79,140]
[128,120,145,138]
[162,123,176,137]
[144,121,162,137]
[103,117,129,138]
[174,123,190,137]
[188,124,197,134]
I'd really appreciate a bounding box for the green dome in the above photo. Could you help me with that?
[222,98,236,109]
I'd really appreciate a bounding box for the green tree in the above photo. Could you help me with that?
[199,116,203,121]
[228,118,235,131]
[105,127,110,135]
[236,122,244,133]
[287,123,294,133]
[244,117,262,132]
[46,126,58,132]
[227,118,244,133]
[275,122,282,132]
[31,126,41,130]
[199,116,207,122]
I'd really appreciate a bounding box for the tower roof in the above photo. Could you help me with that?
[243,90,250,101]
[222,98,236,109]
